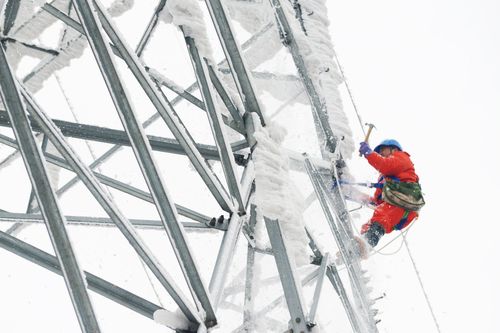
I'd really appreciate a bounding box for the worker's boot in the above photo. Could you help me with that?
[335,236,369,265]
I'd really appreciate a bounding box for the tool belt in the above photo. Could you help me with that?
[382,178,425,211]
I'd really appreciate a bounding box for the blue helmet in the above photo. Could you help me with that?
[374,139,403,153]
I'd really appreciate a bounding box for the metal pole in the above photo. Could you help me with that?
[264,217,310,332]
[135,0,166,57]
[204,0,266,126]
[92,1,234,214]
[0,231,163,322]
[209,212,244,310]
[74,0,217,326]
[19,84,202,325]
[0,41,101,333]
[184,34,245,212]
[268,0,338,156]
[309,252,329,324]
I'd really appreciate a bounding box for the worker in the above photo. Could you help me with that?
[356,139,424,258]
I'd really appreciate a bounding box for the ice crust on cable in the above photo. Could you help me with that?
[282,0,355,158]
[252,114,309,266]
[160,0,215,63]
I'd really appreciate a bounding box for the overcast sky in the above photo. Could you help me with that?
[327,0,500,332]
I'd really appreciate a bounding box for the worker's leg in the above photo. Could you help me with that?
[362,222,385,247]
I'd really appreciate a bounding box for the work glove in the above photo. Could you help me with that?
[359,142,372,156]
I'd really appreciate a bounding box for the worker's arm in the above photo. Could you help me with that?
[365,152,407,176]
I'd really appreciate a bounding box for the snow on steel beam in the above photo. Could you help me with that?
[184,34,245,212]
[77,0,218,326]
[207,64,245,133]
[41,3,211,121]
[93,0,234,217]
[19,84,202,325]
[268,0,338,156]
[0,41,101,333]
[264,217,311,332]
[204,0,266,126]
[0,231,167,323]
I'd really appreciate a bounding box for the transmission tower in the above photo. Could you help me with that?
[0,0,378,332]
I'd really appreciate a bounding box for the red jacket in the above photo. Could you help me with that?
[366,151,419,205]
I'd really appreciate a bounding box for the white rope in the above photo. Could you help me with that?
[332,47,366,136]
[402,233,442,333]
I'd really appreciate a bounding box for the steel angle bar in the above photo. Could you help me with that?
[41,3,208,119]
[0,231,164,321]
[0,125,212,226]
[0,111,246,162]
[232,268,318,333]
[0,211,213,230]
[309,252,329,324]
[184,35,244,212]
[326,266,362,333]
[264,217,310,332]
[2,0,20,35]
[303,157,376,332]
[135,0,167,57]
[19,85,202,325]
[33,85,199,215]
[204,0,266,126]
[305,227,361,333]
[147,69,206,111]
[92,1,234,216]
[268,0,338,156]
[207,65,245,132]
[78,1,217,326]
[0,43,101,333]
[208,212,244,310]
[243,204,257,330]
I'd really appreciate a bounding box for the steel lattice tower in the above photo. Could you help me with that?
[0,1,379,332]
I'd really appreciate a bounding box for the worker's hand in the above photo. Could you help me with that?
[359,142,372,156]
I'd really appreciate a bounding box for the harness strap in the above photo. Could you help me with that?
[393,210,410,231]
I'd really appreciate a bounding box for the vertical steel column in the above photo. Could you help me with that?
[135,0,167,57]
[204,0,266,126]
[306,228,362,333]
[208,212,244,310]
[184,34,244,212]
[207,65,245,132]
[92,1,234,214]
[0,42,101,333]
[243,205,257,332]
[264,217,310,332]
[304,157,377,333]
[268,0,338,156]
[72,0,217,326]
[309,252,329,324]
[19,85,201,325]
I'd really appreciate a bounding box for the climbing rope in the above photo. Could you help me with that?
[331,43,442,332]
[402,233,442,333]
[332,47,365,137]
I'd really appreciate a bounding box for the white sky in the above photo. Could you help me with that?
[328,0,500,332]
